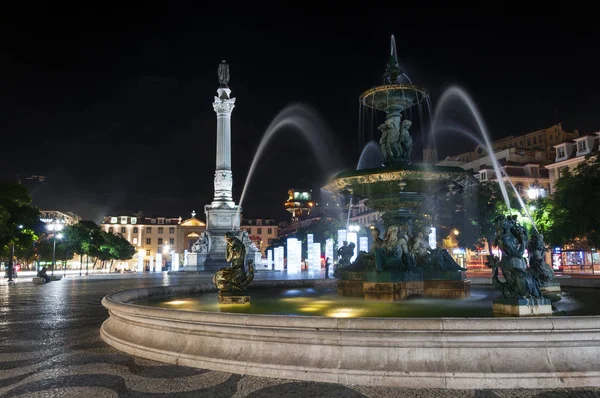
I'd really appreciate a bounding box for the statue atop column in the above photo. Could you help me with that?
[218,60,230,88]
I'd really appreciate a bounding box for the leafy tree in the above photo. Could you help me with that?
[0,182,41,261]
[550,152,600,248]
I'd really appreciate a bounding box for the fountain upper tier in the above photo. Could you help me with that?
[359,83,428,113]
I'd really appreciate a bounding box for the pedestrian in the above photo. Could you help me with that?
[325,257,331,279]
[37,267,51,283]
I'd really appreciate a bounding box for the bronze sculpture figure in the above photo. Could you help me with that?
[213,232,254,292]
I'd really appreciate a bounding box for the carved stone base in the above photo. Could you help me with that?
[492,298,552,317]
[337,276,470,301]
[337,280,364,297]
[218,291,250,305]
[540,282,561,293]
[363,281,425,301]
[424,280,471,299]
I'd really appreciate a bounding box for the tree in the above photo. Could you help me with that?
[0,182,41,260]
[550,152,600,248]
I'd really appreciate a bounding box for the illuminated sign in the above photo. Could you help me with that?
[293,191,311,201]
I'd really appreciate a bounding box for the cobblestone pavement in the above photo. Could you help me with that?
[1,272,599,397]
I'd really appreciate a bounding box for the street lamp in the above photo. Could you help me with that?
[47,221,64,276]
[7,225,23,283]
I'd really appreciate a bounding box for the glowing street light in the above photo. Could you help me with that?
[47,221,64,276]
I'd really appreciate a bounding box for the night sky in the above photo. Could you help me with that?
[2,10,599,222]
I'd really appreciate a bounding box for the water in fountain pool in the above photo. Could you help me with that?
[134,285,597,318]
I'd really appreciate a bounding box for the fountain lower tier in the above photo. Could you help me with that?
[322,163,473,213]
[101,280,600,389]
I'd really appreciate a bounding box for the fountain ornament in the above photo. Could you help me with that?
[486,215,555,315]
[213,231,254,304]
[359,35,428,166]
[326,35,473,299]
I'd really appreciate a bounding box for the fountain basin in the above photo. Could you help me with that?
[101,280,600,389]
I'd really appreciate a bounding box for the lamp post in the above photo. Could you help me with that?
[7,225,23,283]
[47,221,64,276]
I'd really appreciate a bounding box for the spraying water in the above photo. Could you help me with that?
[356,140,383,170]
[237,104,344,222]
[432,86,512,210]
[500,169,539,232]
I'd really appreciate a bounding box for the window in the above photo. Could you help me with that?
[480,171,487,181]
[151,219,156,224]
[146,250,151,256]
[133,227,138,233]
[132,237,138,245]
[109,227,113,233]
[158,238,163,245]
[120,227,126,234]
[527,138,531,146]
[267,228,272,235]
[169,227,175,234]
[146,227,152,233]
[146,238,151,244]
[519,141,523,148]
[169,238,174,245]
[532,137,537,145]
[158,218,164,224]
[120,216,127,224]
[257,228,262,234]
[110,217,117,224]
[578,140,587,152]
[131,217,137,224]
[158,227,164,234]
[557,147,566,158]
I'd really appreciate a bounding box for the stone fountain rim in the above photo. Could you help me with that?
[102,280,600,329]
[101,279,600,389]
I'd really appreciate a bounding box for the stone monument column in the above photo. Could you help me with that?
[181,60,260,272]
[212,85,236,206]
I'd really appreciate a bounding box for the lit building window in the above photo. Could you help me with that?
[110,217,118,224]
[578,140,587,152]
[557,147,565,158]
[131,217,137,224]
[146,250,151,256]
[120,216,127,224]
[133,237,138,245]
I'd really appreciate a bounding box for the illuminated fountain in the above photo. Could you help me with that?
[100,39,600,390]
[323,35,474,301]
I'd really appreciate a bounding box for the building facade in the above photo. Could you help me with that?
[545,133,600,194]
[442,124,579,164]
[240,219,278,255]
[100,213,206,270]
[39,210,80,225]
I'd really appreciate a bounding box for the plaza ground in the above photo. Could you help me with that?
[2,271,600,397]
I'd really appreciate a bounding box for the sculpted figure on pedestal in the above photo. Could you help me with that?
[213,232,254,292]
